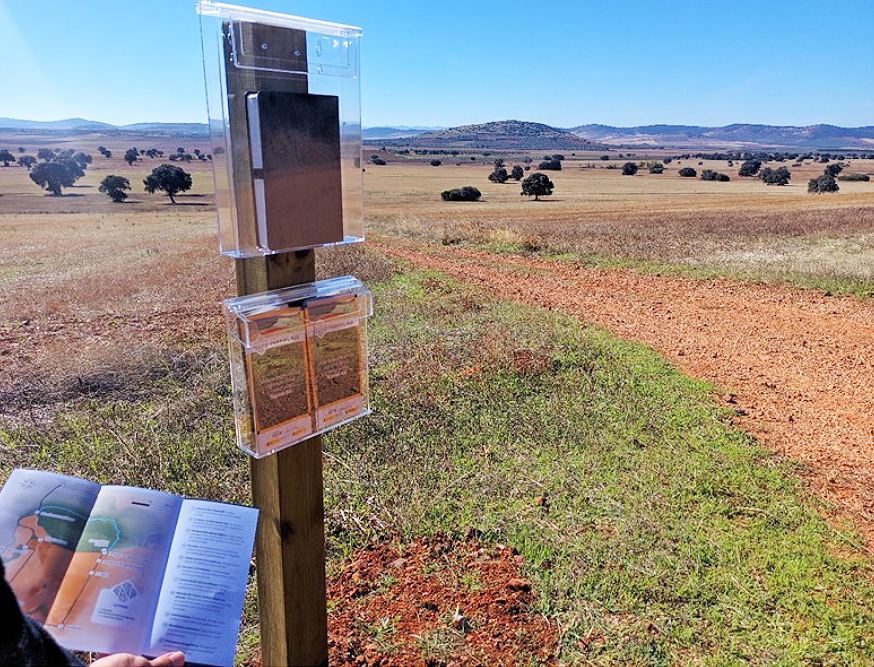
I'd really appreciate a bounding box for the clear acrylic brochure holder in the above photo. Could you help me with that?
[197,1,363,256]
[224,276,372,458]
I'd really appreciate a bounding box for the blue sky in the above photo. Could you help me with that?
[1,1,872,129]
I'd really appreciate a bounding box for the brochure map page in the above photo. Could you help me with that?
[0,470,100,622]
[0,469,257,666]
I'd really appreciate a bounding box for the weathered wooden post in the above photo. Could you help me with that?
[238,253,328,667]
[198,4,366,664]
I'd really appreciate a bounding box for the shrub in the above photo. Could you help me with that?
[808,174,839,193]
[430,160,441,167]
[738,159,762,177]
[371,156,386,165]
[621,162,638,176]
[649,164,665,174]
[824,163,844,177]
[441,186,482,201]
[838,173,870,182]
[678,167,697,177]
[488,167,509,183]
[759,166,791,186]
[700,169,730,182]
[537,159,562,171]
[99,175,132,202]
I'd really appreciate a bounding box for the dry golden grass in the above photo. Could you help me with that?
[365,159,874,286]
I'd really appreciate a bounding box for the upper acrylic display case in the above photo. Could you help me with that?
[197,1,363,257]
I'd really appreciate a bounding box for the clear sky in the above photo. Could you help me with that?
[1,0,872,129]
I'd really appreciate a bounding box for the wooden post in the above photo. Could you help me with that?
[236,252,329,667]
[227,22,328,667]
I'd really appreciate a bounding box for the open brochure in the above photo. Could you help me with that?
[0,469,258,667]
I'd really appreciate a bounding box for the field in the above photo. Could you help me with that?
[365,159,874,294]
[2,132,874,665]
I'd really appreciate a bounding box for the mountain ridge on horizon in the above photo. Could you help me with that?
[2,117,873,150]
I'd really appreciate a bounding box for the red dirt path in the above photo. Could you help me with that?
[372,239,874,548]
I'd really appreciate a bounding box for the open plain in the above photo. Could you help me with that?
[3,133,874,664]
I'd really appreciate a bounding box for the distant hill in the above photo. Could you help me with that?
[0,117,115,131]
[0,117,209,136]
[377,120,604,151]
[570,123,874,150]
[363,126,444,140]
[3,117,872,150]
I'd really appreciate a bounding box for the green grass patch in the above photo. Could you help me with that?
[325,268,874,665]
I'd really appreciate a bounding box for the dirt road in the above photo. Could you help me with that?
[373,238,874,547]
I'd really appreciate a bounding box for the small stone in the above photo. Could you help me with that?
[507,577,532,592]
[453,609,472,633]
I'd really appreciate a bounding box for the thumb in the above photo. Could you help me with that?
[149,651,185,667]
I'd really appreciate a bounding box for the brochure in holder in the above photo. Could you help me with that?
[224,276,372,458]
[197,1,364,257]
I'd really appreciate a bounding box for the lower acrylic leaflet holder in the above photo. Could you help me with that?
[224,276,373,458]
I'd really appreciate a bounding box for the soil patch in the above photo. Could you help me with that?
[326,534,558,667]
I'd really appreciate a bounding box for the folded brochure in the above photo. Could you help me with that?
[0,469,258,666]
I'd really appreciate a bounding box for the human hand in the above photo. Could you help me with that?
[90,650,185,667]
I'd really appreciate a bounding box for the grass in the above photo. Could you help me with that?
[321,266,874,665]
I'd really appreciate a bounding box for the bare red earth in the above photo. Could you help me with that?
[326,535,558,667]
[373,239,874,548]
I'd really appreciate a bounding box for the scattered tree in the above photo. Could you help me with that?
[824,163,844,177]
[738,159,762,177]
[29,160,82,195]
[370,155,386,165]
[143,164,193,204]
[537,159,562,171]
[17,147,25,153]
[520,172,554,201]
[649,164,664,174]
[99,175,132,202]
[441,186,482,201]
[37,148,56,162]
[124,148,139,166]
[0,150,15,166]
[759,166,791,185]
[511,165,524,180]
[17,155,36,170]
[838,173,870,182]
[808,173,839,194]
[678,167,697,177]
[621,162,638,176]
[430,159,442,167]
